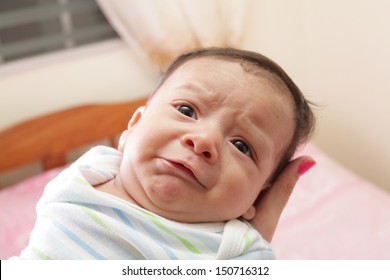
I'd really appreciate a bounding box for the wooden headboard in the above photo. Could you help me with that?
[0,98,147,180]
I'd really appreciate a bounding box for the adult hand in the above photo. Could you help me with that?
[249,156,316,242]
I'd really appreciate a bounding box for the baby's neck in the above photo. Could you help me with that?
[94,177,140,207]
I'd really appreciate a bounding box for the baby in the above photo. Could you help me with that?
[18,47,315,260]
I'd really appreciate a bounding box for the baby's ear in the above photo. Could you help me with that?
[118,106,145,152]
[128,106,145,129]
[118,130,129,152]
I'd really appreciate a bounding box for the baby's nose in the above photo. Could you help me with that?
[182,133,218,162]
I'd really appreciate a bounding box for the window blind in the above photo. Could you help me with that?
[0,0,117,64]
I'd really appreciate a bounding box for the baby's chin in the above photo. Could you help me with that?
[139,201,245,224]
[138,180,252,223]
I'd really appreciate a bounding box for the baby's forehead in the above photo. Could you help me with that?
[153,56,294,112]
[173,58,294,120]
[180,56,290,93]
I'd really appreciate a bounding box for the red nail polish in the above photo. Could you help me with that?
[298,160,316,176]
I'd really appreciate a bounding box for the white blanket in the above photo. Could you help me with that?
[18,146,274,259]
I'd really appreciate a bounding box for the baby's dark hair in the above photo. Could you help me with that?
[151,47,315,184]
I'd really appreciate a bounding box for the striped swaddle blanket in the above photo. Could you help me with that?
[18,146,274,259]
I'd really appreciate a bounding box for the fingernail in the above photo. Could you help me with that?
[298,159,316,176]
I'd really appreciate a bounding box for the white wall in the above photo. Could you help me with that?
[0,40,153,131]
[245,0,390,191]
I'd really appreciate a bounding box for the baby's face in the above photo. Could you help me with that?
[119,57,294,223]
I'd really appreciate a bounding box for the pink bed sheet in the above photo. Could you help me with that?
[1,143,389,259]
[273,143,390,259]
[0,166,65,259]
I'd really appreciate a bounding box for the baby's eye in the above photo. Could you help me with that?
[177,105,197,119]
[232,140,252,157]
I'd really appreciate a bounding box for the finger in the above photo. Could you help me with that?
[252,156,316,242]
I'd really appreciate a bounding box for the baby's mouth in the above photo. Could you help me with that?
[170,161,196,179]
[162,159,206,189]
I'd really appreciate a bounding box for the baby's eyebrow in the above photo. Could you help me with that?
[178,83,219,106]
[179,83,206,94]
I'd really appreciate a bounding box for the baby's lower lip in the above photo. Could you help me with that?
[165,159,195,177]
[157,158,204,188]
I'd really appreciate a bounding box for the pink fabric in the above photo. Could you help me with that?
[1,143,389,259]
[0,167,64,259]
[273,143,390,259]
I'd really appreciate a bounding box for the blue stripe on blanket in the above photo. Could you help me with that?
[136,217,178,259]
[52,219,106,260]
[112,208,177,259]
[112,208,135,229]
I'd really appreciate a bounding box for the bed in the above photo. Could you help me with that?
[1,97,389,260]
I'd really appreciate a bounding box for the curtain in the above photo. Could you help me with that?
[96,0,257,74]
